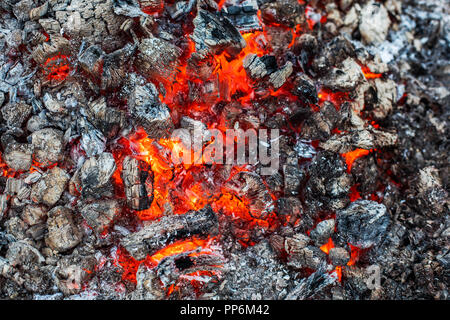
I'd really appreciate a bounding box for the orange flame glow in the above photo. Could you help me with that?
[42,54,70,82]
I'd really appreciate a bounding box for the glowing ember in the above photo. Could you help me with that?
[320,237,334,254]
[342,148,372,172]
[42,54,70,82]
[360,65,383,79]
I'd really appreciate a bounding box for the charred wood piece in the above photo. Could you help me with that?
[121,156,154,211]
[121,205,218,260]
[192,9,246,58]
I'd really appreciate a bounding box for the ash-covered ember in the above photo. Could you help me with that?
[0,0,448,301]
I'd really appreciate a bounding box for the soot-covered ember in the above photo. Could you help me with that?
[0,0,448,300]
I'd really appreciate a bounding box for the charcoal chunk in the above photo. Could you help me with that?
[31,128,64,166]
[310,219,335,246]
[337,200,390,248]
[85,97,126,138]
[31,167,69,206]
[121,156,154,211]
[79,153,116,199]
[329,247,350,266]
[121,205,218,260]
[292,74,318,104]
[243,54,277,80]
[135,38,182,83]
[192,9,246,58]
[3,143,33,171]
[80,199,121,233]
[45,206,82,252]
[128,82,174,139]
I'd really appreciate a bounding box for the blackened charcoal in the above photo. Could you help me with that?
[79,153,116,199]
[135,37,182,83]
[85,97,126,138]
[79,44,135,90]
[225,171,275,219]
[337,200,390,249]
[269,61,293,90]
[78,45,103,77]
[54,253,96,295]
[311,36,355,76]
[128,82,174,139]
[322,58,364,92]
[121,205,218,260]
[259,0,305,28]
[310,219,335,246]
[1,102,32,129]
[286,245,326,270]
[3,142,33,171]
[222,0,262,32]
[45,206,82,253]
[319,128,398,154]
[305,151,352,211]
[31,167,69,206]
[80,199,121,233]
[192,9,246,58]
[31,128,64,166]
[292,74,318,104]
[121,156,154,211]
[329,247,350,266]
[156,251,225,288]
[243,54,277,80]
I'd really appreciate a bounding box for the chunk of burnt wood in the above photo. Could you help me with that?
[156,250,225,288]
[329,247,350,267]
[319,129,398,154]
[365,78,397,120]
[225,171,275,219]
[31,167,69,206]
[222,0,261,32]
[259,0,305,28]
[269,61,293,90]
[1,102,32,130]
[135,37,182,83]
[31,36,70,65]
[79,44,136,90]
[192,9,246,58]
[291,73,318,104]
[287,245,326,270]
[54,253,96,295]
[322,58,364,91]
[121,205,218,260]
[311,36,355,76]
[79,153,116,199]
[351,155,380,195]
[79,199,121,233]
[277,197,303,222]
[22,204,47,226]
[45,206,82,253]
[310,219,335,246]
[31,128,64,166]
[243,54,277,80]
[121,156,154,211]
[128,82,174,139]
[85,97,126,138]
[3,142,33,171]
[336,200,390,249]
[283,163,305,196]
[305,151,352,211]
